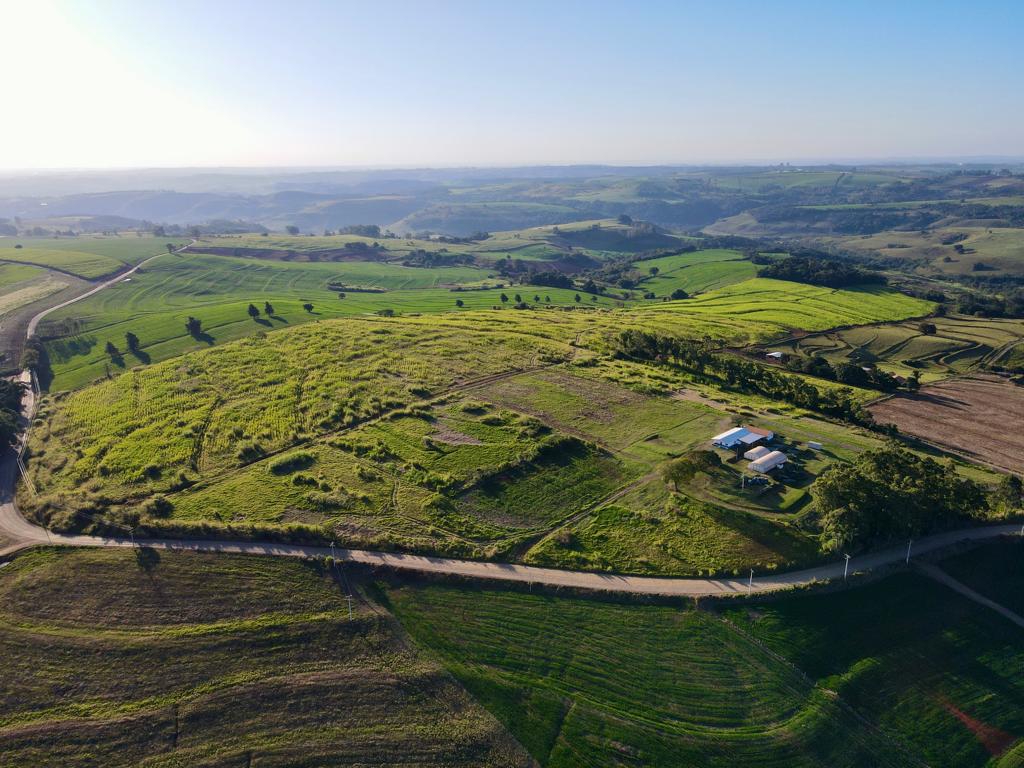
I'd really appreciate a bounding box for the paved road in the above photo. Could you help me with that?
[1,238,1021,595]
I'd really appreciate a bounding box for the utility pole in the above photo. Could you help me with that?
[330,540,336,562]
[843,553,851,580]
[129,528,135,548]
[747,569,753,594]
[346,594,353,619]
[906,539,912,564]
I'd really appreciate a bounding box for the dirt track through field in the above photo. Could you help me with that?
[868,374,1024,473]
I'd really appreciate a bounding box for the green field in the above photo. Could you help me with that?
[636,248,758,295]
[386,537,1024,767]
[726,544,1024,767]
[0,236,185,279]
[386,581,919,767]
[0,547,529,767]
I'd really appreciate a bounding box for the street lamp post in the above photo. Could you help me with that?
[843,553,851,580]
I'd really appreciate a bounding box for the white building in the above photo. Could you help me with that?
[749,450,788,474]
[711,426,775,449]
[744,445,772,461]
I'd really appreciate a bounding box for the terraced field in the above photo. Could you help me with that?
[633,279,933,336]
[0,548,530,767]
[386,582,917,767]
[766,315,1024,380]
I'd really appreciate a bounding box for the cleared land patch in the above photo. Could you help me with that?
[868,374,1024,473]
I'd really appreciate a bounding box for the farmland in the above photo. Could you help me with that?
[0,547,530,767]
[725,541,1024,767]
[386,580,916,767]
[0,263,67,317]
[385,537,1024,768]
[0,236,185,279]
[765,315,1024,381]
[868,374,1024,473]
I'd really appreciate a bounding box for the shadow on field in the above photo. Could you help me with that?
[130,348,151,364]
[135,546,160,573]
[254,318,272,327]
[269,314,289,324]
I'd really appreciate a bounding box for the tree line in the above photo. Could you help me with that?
[615,329,872,424]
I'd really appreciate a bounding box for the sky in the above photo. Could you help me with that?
[1,0,1022,170]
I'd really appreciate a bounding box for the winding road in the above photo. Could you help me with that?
[1,240,1021,595]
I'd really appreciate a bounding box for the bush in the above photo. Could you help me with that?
[236,441,266,464]
[268,450,316,474]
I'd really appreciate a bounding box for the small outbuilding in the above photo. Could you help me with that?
[749,450,788,474]
[765,351,785,361]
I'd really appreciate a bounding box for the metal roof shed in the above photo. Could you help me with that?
[749,450,788,473]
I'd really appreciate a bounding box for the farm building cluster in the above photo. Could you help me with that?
[712,425,788,474]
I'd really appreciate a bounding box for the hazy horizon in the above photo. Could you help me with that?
[2,0,1023,170]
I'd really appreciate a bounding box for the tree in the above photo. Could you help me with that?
[813,444,988,552]
[247,303,260,320]
[165,242,175,253]
[545,296,551,303]
[617,214,633,225]
[918,321,937,335]
[185,316,202,337]
[670,288,688,300]
[187,226,201,239]
[455,299,464,308]
[649,266,660,276]
[574,293,581,303]
[285,225,300,236]
[0,410,17,450]
[264,301,275,316]
[125,332,140,352]
[153,225,166,237]
[514,293,522,303]
[500,293,509,304]
[303,303,314,312]
[534,295,540,302]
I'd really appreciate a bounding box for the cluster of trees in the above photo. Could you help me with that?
[615,330,870,423]
[957,288,1024,318]
[0,378,27,448]
[401,248,474,267]
[760,255,886,288]
[784,355,911,392]
[813,444,992,551]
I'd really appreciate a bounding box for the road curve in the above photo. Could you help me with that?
[26,240,193,337]
[1,236,1020,596]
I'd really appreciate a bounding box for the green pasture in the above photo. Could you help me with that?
[727,551,1024,768]
[638,248,758,295]
[387,581,917,767]
[0,235,185,278]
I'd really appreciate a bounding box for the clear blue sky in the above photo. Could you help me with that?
[2,0,1022,168]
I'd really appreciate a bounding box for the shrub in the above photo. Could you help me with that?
[268,450,316,474]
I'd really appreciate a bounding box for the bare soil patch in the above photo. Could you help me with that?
[431,420,483,445]
[868,374,1024,473]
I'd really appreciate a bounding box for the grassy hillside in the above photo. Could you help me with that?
[0,548,531,767]
[388,538,1024,767]
[386,581,917,767]
[0,236,186,278]
[726,549,1024,767]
